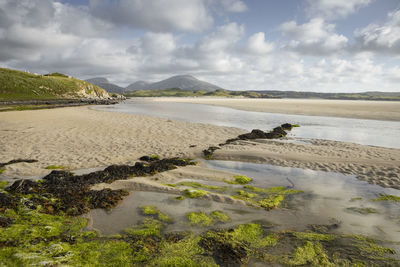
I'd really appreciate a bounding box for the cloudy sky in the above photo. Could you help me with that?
[1,0,400,92]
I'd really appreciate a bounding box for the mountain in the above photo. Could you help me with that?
[85,77,125,94]
[126,75,223,92]
[0,68,111,101]
[125,81,150,91]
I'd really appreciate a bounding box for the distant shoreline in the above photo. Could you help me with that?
[0,98,121,112]
[149,97,400,121]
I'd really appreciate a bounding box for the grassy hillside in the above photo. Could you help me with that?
[0,68,110,101]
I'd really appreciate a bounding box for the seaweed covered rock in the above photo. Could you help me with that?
[6,157,196,216]
[204,123,300,159]
[0,216,13,227]
[0,159,38,168]
[199,231,249,266]
[238,129,268,140]
[0,192,19,212]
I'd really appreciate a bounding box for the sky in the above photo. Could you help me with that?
[0,0,400,92]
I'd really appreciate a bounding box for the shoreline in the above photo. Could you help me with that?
[1,105,400,190]
[149,97,400,121]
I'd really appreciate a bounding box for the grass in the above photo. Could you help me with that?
[0,67,108,101]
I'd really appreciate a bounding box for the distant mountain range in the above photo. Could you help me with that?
[85,74,224,94]
[85,77,125,94]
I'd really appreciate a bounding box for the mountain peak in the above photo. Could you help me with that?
[125,74,222,92]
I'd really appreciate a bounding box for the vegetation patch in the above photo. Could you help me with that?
[284,241,332,266]
[175,195,185,201]
[173,181,226,192]
[124,218,162,237]
[225,175,252,185]
[0,169,4,174]
[140,206,172,222]
[187,211,231,226]
[210,211,231,223]
[292,232,336,241]
[148,235,217,266]
[371,194,400,202]
[258,195,285,210]
[187,212,214,226]
[184,189,209,198]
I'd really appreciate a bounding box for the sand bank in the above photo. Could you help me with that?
[0,106,244,178]
[151,97,400,121]
[212,138,400,190]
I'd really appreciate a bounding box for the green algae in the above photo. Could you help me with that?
[372,194,400,202]
[187,211,231,226]
[124,218,162,237]
[236,190,257,198]
[140,205,172,222]
[350,197,363,202]
[0,181,8,190]
[184,189,208,198]
[225,175,252,185]
[244,185,303,195]
[187,212,214,226]
[258,195,285,210]
[150,155,160,160]
[45,165,67,170]
[285,241,333,266]
[175,195,185,200]
[0,204,136,266]
[0,206,86,245]
[149,236,218,266]
[0,169,5,174]
[210,211,230,223]
[292,232,336,241]
[163,183,177,187]
[174,181,226,192]
[346,207,379,215]
[229,223,278,248]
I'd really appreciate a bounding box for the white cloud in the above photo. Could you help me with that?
[246,32,274,54]
[307,0,372,20]
[279,18,348,56]
[220,0,247,13]
[89,0,213,32]
[354,10,400,55]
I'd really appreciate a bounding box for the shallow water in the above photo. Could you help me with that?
[89,161,400,244]
[95,99,400,149]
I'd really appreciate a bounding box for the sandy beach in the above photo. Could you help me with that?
[152,97,400,121]
[0,106,244,178]
[1,103,400,190]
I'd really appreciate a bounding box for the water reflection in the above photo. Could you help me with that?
[95,99,400,149]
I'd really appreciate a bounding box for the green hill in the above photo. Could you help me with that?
[0,68,110,101]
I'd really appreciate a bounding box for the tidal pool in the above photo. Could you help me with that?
[88,160,400,248]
